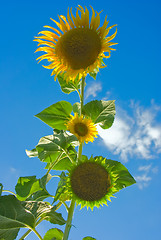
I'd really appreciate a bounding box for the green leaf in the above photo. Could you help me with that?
[89,66,99,80]
[22,201,66,225]
[43,228,63,240]
[15,174,52,201]
[15,176,42,201]
[73,102,81,114]
[45,150,77,171]
[0,195,35,240]
[105,159,136,191]
[26,148,38,158]
[83,100,116,129]
[57,74,80,94]
[54,172,70,203]
[28,174,53,201]
[35,101,73,130]
[35,131,78,170]
[82,237,97,240]
[89,72,97,80]
[0,183,3,196]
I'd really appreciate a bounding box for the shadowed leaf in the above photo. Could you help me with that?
[83,100,115,129]
[22,201,66,225]
[0,195,35,240]
[15,174,52,201]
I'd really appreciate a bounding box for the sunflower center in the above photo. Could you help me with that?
[55,28,102,70]
[74,122,88,136]
[71,162,111,201]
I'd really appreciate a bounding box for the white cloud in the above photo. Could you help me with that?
[134,164,158,189]
[97,101,161,162]
[135,174,152,190]
[85,82,102,99]
[10,167,17,173]
[102,91,111,100]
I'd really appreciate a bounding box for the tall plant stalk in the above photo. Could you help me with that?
[63,76,85,240]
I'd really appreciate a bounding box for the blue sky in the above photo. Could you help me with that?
[0,0,161,239]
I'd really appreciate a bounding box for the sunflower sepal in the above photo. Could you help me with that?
[57,73,81,94]
[64,155,136,210]
[65,155,118,210]
[94,156,136,192]
[35,101,72,130]
[82,100,116,129]
[89,66,99,80]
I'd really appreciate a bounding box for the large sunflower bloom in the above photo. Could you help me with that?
[34,5,117,82]
[66,113,98,143]
[65,156,118,210]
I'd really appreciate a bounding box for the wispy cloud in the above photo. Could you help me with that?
[135,164,158,189]
[85,82,102,99]
[97,100,161,162]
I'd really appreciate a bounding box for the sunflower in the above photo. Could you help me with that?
[65,156,118,210]
[34,5,117,82]
[66,113,98,143]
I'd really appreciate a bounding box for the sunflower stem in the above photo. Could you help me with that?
[77,76,85,162]
[77,142,83,161]
[80,76,85,115]
[63,199,76,240]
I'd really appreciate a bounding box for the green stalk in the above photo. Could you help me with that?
[63,76,86,240]
[19,229,31,240]
[63,199,76,240]
[80,76,85,115]
[2,190,17,196]
[19,227,43,240]
[77,76,85,162]
[32,228,43,240]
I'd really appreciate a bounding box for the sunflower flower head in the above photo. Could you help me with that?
[66,113,98,143]
[34,5,117,82]
[66,156,118,210]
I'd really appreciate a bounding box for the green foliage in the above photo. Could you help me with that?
[26,148,38,157]
[22,201,66,225]
[0,195,35,240]
[82,237,96,240]
[15,176,41,201]
[73,102,81,115]
[83,100,115,129]
[57,74,80,94]
[0,194,65,239]
[105,158,136,190]
[26,131,78,170]
[15,174,52,201]
[54,172,70,203]
[94,156,136,192]
[43,228,63,240]
[89,72,97,80]
[35,101,73,130]
[89,67,99,80]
